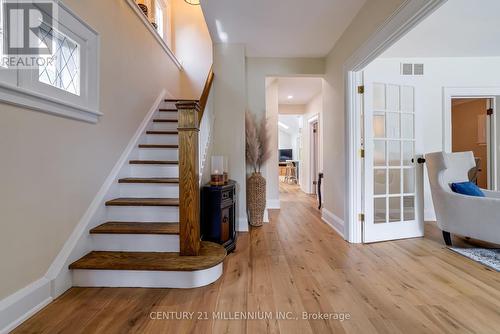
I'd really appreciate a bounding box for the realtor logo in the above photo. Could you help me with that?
[3,0,56,56]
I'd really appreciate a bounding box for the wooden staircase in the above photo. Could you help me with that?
[69,68,223,288]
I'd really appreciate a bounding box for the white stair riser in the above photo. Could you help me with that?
[119,183,179,198]
[72,264,223,288]
[107,206,179,221]
[130,165,178,178]
[160,102,177,109]
[139,148,178,160]
[151,122,178,131]
[155,112,178,120]
[92,234,179,252]
[145,134,178,145]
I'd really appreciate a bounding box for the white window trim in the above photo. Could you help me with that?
[0,1,102,123]
[125,0,182,70]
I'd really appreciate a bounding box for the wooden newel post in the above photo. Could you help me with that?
[177,101,201,256]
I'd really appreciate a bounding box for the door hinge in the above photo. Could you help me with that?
[487,108,494,116]
[359,213,365,222]
[360,148,365,158]
[358,85,365,94]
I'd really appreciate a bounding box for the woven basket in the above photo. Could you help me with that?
[247,172,266,227]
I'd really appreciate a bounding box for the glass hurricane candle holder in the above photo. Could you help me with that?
[211,156,225,186]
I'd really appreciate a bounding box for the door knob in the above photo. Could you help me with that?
[411,158,426,164]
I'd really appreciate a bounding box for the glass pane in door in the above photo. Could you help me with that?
[371,84,416,225]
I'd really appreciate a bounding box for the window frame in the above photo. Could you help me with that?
[0,1,101,123]
[125,0,181,69]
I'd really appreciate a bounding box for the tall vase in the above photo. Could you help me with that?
[247,172,266,227]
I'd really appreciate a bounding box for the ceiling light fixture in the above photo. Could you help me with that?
[278,122,290,130]
[287,95,294,100]
[184,0,200,5]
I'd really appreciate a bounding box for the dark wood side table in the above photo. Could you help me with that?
[201,180,237,253]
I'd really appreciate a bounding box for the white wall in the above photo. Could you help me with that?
[363,56,500,219]
[278,130,293,150]
[322,0,405,239]
[212,43,248,230]
[278,114,301,157]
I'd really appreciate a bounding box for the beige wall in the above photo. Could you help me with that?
[322,0,405,228]
[0,0,211,300]
[172,0,213,98]
[452,99,489,188]
[278,104,306,115]
[265,79,280,205]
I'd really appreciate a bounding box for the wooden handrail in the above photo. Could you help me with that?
[176,66,214,256]
[198,65,214,122]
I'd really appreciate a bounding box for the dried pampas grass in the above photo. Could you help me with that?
[246,111,270,173]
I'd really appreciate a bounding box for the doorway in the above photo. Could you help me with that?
[266,76,324,210]
[451,98,495,189]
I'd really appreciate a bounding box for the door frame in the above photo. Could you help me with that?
[443,87,500,190]
[309,115,320,194]
[344,0,447,243]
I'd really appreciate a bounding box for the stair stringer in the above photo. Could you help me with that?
[44,90,169,299]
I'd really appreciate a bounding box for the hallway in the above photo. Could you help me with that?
[13,185,500,333]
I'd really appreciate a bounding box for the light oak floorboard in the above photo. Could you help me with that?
[12,183,500,334]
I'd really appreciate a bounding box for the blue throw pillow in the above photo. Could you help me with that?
[450,181,485,197]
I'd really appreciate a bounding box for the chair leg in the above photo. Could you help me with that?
[442,231,452,246]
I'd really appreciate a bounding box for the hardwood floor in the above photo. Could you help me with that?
[13,183,500,333]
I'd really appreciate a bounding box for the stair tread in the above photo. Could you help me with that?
[130,160,179,165]
[118,177,179,184]
[138,144,179,149]
[105,198,179,206]
[90,222,179,235]
[165,99,199,103]
[159,109,178,112]
[69,242,226,271]
[153,119,178,123]
[146,131,178,135]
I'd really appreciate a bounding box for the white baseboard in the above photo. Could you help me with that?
[321,208,345,239]
[424,208,436,222]
[237,215,249,232]
[0,278,52,334]
[267,199,280,209]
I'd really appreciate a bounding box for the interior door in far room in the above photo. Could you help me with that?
[311,121,319,195]
[363,80,424,243]
[451,98,494,189]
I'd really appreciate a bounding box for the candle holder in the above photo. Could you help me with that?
[211,156,225,186]
[223,156,229,184]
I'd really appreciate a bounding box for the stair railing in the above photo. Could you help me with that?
[176,66,214,256]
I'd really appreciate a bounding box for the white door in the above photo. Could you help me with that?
[363,80,424,243]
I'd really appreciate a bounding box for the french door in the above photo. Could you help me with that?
[363,80,424,243]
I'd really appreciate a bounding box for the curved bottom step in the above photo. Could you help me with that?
[70,241,226,288]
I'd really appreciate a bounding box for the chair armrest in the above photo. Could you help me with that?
[437,190,500,244]
[481,189,500,199]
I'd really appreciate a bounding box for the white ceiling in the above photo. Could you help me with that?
[382,0,500,58]
[200,0,366,57]
[277,77,322,105]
